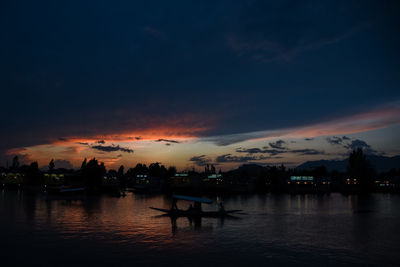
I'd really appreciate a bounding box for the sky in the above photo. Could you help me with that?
[1,0,399,171]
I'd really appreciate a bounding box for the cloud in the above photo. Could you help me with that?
[235,147,265,154]
[326,136,351,145]
[215,153,276,163]
[216,154,259,163]
[235,147,283,156]
[325,136,379,155]
[236,145,324,156]
[76,142,89,145]
[326,136,344,145]
[268,140,287,149]
[291,105,400,139]
[202,129,289,146]
[0,112,213,155]
[344,139,377,155]
[155,139,181,144]
[226,26,359,63]
[290,149,325,155]
[91,145,133,153]
[1,1,399,171]
[204,103,400,146]
[189,155,212,166]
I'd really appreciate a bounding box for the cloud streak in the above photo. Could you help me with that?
[344,139,377,155]
[216,154,261,163]
[227,25,361,63]
[155,139,181,144]
[268,140,287,149]
[189,155,212,166]
[202,103,400,146]
[236,147,324,156]
[91,145,134,153]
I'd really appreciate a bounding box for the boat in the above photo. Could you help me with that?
[44,185,85,195]
[150,194,241,218]
[43,186,86,200]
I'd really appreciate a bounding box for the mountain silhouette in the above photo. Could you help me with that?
[296,155,400,173]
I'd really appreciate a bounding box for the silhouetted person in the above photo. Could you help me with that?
[171,198,178,210]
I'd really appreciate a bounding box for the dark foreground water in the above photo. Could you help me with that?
[1,191,399,267]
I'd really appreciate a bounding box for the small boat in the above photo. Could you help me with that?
[150,194,241,218]
[44,186,85,195]
[43,186,86,200]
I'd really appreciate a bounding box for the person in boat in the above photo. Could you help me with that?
[171,198,178,210]
[194,201,202,212]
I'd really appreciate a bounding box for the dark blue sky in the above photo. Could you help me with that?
[1,0,399,167]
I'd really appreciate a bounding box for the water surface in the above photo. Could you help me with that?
[1,191,399,266]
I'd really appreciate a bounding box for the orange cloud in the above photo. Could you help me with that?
[4,121,208,169]
[289,105,400,138]
[5,104,399,169]
[51,113,214,145]
[205,104,400,145]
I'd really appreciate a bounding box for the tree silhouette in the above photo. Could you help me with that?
[167,166,176,177]
[117,165,126,187]
[211,164,216,174]
[117,165,124,177]
[81,158,87,170]
[49,159,55,171]
[149,162,165,177]
[347,148,374,190]
[82,158,106,190]
[24,161,43,185]
[12,156,19,170]
[134,163,148,173]
[313,166,327,177]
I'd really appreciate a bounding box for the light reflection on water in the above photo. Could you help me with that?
[1,191,399,266]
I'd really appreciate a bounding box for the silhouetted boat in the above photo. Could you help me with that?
[150,194,241,217]
[43,186,86,200]
[44,186,85,195]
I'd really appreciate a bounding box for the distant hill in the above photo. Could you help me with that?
[227,164,266,176]
[296,155,400,173]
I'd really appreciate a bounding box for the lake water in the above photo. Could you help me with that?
[1,191,399,266]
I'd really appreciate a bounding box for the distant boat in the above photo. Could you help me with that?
[150,194,241,217]
[43,186,86,200]
[44,185,85,194]
[59,187,85,193]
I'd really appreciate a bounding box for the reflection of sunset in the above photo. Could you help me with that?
[3,191,400,266]
[35,194,213,247]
